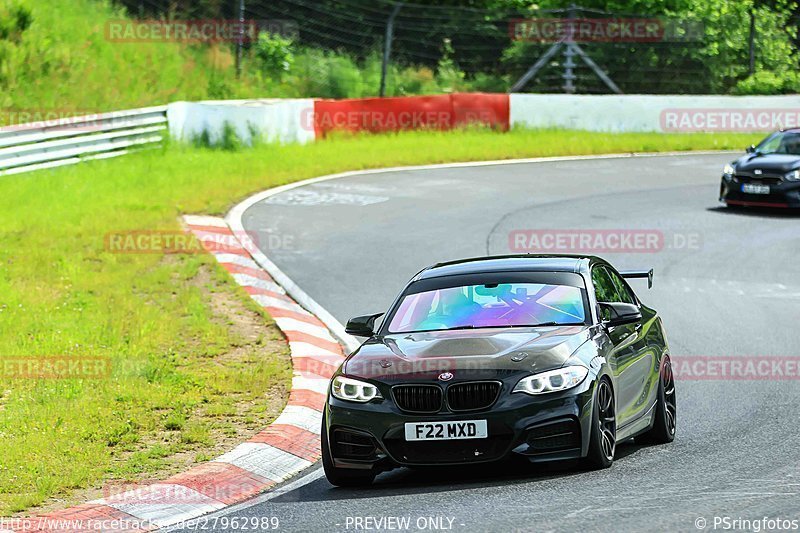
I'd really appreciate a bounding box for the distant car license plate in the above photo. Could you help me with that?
[742,183,770,194]
[405,420,488,441]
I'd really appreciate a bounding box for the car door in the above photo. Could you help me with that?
[591,266,651,428]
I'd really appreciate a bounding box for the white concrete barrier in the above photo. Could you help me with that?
[167,99,315,146]
[510,94,800,133]
[9,94,800,178]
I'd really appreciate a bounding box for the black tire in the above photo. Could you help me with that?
[321,412,376,487]
[583,378,616,470]
[639,356,677,444]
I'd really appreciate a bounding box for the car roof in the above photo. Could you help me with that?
[414,254,601,280]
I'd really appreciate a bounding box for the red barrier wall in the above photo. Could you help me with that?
[451,93,509,130]
[312,93,509,137]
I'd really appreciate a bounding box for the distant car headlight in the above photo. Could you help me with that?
[513,365,589,395]
[723,163,735,176]
[786,170,800,181]
[331,376,382,402]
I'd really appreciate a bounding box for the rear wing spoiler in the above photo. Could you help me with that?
[620,269,654,289]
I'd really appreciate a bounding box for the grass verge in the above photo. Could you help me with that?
[0,128,757,515]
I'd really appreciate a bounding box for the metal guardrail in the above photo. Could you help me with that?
[0,106,168,176]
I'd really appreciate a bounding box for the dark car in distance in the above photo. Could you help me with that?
[720,129,800,208]
[321,255,676,486]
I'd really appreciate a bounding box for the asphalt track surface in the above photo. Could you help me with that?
[176,153,800,532]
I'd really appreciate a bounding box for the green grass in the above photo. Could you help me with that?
[1,0,259,118]
[0,0,488,119]
[0,128,758,515]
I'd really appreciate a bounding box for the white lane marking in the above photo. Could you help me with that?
[212,253,261,269]
[216,443,313,483]
[183,215,228,228]
[191,229,245,246]
[232,274,284,294]
[250,294,304,312]
[765,292,800,300]
[273,405,322,434]
[288,341,342,358]
[98,484,225,528]
[263,189,388,207]
[160,469,326,532]
[314,181,397,194]
[272,317,331,339]
[292,375,330,395]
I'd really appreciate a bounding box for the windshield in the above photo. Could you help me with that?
[755,131,800,155]
[386,282,587,334]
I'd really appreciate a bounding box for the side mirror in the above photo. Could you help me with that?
[746,144,756,154]
[598,302,642,327]
[345,313,384,337]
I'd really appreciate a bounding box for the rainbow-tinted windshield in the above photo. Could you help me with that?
[387,283,586,333]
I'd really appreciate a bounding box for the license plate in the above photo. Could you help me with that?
[404,420,488,441]
[742,183,770,194]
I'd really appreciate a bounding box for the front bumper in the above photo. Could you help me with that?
[720,174,800,208]
[325,378,597,470]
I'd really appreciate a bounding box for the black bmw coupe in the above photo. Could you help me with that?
[322,255,676,486]
[720,129,800,208]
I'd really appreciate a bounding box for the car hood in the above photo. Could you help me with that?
[735,153,800,174]
[344,326,591,383]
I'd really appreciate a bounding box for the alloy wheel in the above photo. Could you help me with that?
[597,380,616,461]
[663,359,677,435]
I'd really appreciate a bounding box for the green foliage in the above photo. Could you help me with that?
[191,122,246,151]
[10,0,797,103]
[733,70,800,94]
[0,1,31,41]
[469,72,509,93]
[255,32,294,81]
[219,121,245,151]
[206,74,235,100]
[0,0,252,113]
[391,65,440,96]
[510,0,799,94]
[436,38,467,93]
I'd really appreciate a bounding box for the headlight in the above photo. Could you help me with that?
[331,376,382,402]
[786,170,800,181]
[723,163,735,176]
[513,365,589,395]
